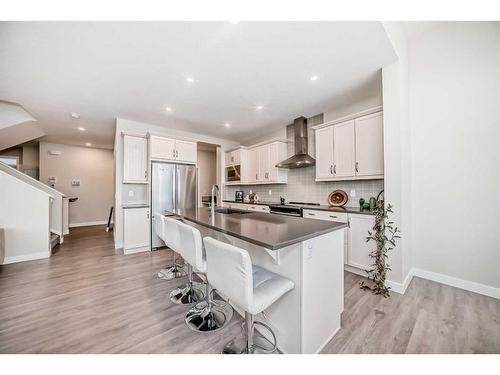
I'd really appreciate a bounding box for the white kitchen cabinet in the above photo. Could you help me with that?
[175,140,197,163]
[150,136,197,164]
[315,126,334,179]
[333,120,356,178]
[303,209,349,264]
[247,204,270,213]
[150,136,176,160]
[123,135,148,183]
[314,110,384,181]
[123,207,150,254]
[226,149,241,166]
[247,148,259,184]
[348,214,375,270]
[225,141,287,185]
[355,112,384,177]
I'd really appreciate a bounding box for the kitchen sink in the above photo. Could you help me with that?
[214,208,251,214]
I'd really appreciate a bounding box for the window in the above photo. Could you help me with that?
[0,156,19,169]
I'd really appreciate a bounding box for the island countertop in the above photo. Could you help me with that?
[166,207,347,250]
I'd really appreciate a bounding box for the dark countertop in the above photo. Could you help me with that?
[166,207,347,250]
[222,199,375,215]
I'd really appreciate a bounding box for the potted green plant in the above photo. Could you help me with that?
[360,191,401,297]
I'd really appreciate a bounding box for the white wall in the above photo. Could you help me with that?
[114,118,239,249]
[408,22,500,290]
[0,170,51,264]
[39,142,114,226]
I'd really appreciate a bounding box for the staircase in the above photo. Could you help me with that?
[0,161,66,265]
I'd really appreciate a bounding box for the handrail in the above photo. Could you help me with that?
[0,161,65,197]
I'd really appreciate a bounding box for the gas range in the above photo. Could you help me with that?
[269,201,322,217]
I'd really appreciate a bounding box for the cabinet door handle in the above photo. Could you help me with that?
[147,211,149,219]
[176,150,179,158]
[329,215,337,219]
[330,165,333,175]
[265,172,269,179]
[144,170,148,178]
[256,173,258,180]
[334,164,337,174]
[307,212,315,216]
[231,156,234,162]
[172,149,175,158]
[355,162,359,173]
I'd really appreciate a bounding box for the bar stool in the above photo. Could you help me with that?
[157,215,186,280]
[178,221,234,332]
[203,237,294,354]
[168,219,206,305]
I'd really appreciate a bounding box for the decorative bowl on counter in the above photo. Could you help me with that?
[328,190,348,207]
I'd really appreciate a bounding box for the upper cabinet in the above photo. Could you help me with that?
[314,110,384,181]
[150,135,197,164]
[123,135,148,183]
[225,141,287,185]
[354,112,384,177]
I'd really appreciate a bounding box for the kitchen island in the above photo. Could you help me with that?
[167,207,346,354]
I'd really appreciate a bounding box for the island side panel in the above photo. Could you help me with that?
[301,228,345,353]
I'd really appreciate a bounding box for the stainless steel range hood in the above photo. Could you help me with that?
[275,116,316,169]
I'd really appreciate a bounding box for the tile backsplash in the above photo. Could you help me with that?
[225,167,384,207]
[224,112,384,207]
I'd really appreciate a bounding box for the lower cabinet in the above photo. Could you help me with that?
[224,202,270,213]
[347,214,374,270]
[303,209,375,271]
[124,207,150,254]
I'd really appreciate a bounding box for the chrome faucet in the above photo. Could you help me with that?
[211,184,219,219]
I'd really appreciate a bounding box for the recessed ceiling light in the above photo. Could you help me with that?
[70,112,80,119]
[85,142,92,147]
[165,107,173,112]
[256,105,263,111]
[224,123,231,128]
[77,127,86,132]
[310,75,318,81]
[186,77,195,83]
[229,21,240,25]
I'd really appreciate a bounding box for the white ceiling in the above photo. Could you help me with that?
[0,22,397,149]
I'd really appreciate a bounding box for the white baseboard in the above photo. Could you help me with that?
[2,251,50,265]
[69,220,113,228]
[123,246,150,255]
[344,265,413,295]
[412,268,500,300]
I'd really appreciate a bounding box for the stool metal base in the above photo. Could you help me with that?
[158,265,186,280]
[169,283,205,305]
[185,299,233,333]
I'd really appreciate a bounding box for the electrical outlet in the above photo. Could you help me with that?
[268,189,272,196]
[128,190,134,197]
[350,189,356,197]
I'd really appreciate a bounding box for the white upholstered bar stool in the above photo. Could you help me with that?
[203,237,295,354]
[178,221,234,332]
[157,215,186,280]
[168,219,206,305]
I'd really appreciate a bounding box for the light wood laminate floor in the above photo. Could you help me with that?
[1,226,499,354]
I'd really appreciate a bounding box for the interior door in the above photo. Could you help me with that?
[315,126,334,179]
[355,112,384,176]
[333,120,355,178]
[176,164,197,210]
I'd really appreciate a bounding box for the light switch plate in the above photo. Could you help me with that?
[268,189,272,196]
[350,189,356,197]
[128,190,134,197]
[71,180,81,187]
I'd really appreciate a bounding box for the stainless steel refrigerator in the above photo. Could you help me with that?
[151,161,197,249]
